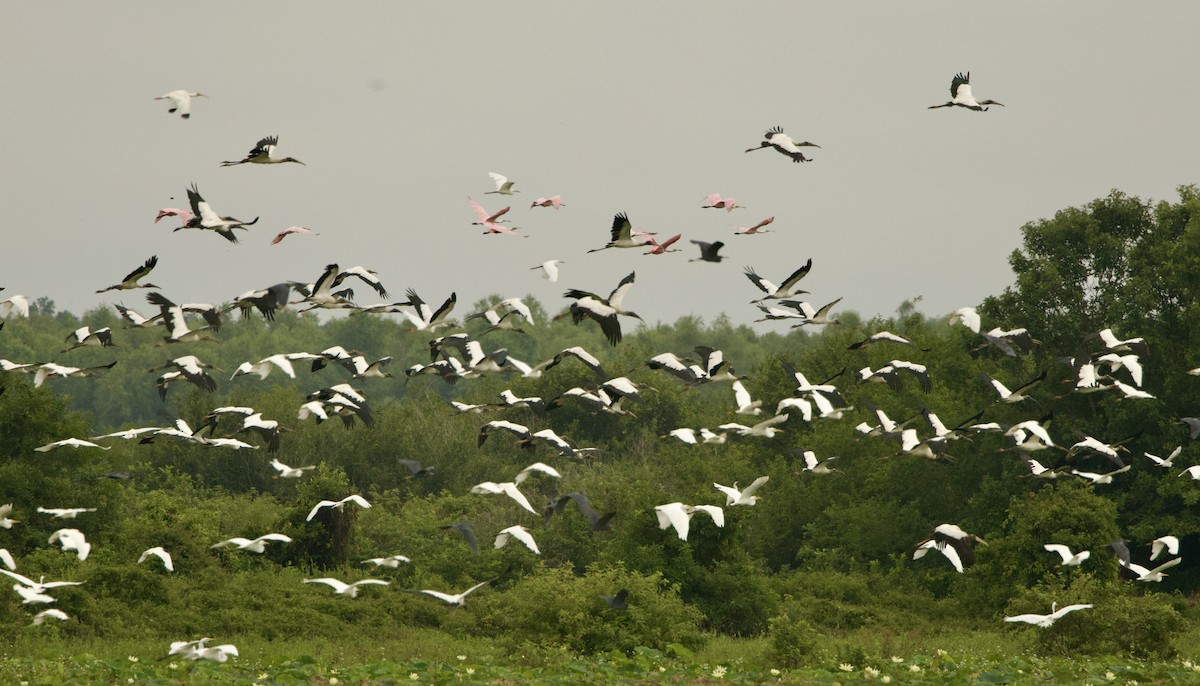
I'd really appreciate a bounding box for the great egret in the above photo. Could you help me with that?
[210,533,292,553]
[306,495,372,522]
[1043,544,1090,567]
[654,502,725,541]
[713,476,769,506]
[403,579,491,606]
[138,546,174,572]
[494,525,540,554]
[48,528,91,560]
[363,555,411,568]
[1004,602,1092,628]
[31,608,70,626]
[303,577,389,598]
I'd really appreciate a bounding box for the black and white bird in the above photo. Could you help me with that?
[588,213,652,253]
[744,261,812,302]
[928,72,1004,112]
[222,136,305,166]
[399,289,457,331]
[62,326,115,353]
[745,126,820,163]
[178,183,259,243]
[562,272,642,346]
[96,256,160,293]
[912,524,987,573]
[689,240,726,263]
[146,293,217,344]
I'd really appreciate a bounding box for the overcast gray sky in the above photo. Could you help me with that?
[3,2,1198,332]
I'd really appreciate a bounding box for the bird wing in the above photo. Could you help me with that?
[304,578,349,593]
[610,213,633,242]
[712,483,740,504]
[1042,544,1072,563]
[778,259,813,291]
[950,72,970,98]
[606,272,637,310]
[738,476,770,500]
[499,482,537,514]
[306,501,336,521]
[340,494,371,509]
[732,380,754,409]
[496,525,539,554]
[690,505,725,527]
[743,267,776,295]
[654,503,691,540]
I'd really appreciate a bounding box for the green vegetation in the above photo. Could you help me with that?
[3,187,1200,682]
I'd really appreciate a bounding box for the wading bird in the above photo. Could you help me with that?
[689,240,726,263]
[745,126,819,162]
[744,261,812,302]
[155,90,206,118]
[1004,602,1092,628]
[1043,544,1090,567]
[913,524,987,573]
[562,271,642,346]
[403,579,491,606]
[303,577,389,598]
[713,476,769,506]
[222,135,305,166]
[138,546,174,572]
[485,172,518,195]
[96,256,160,293]
[62,326,115,352]
[654,502,725,541]
[929,72,1004,111]
[531,260,565,282]
[494,525,540,554]
[306,495,372,522]
[363,555,411,567]
[178,183,259,243]
[701,194,741,211]
[734,216,775,235]
[530,195,563,209]
[588,212,653,253]
[271,226,318,244]
[211,533,292,553]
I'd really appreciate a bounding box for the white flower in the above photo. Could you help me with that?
[126,680,134,685]
[410,674,420,681]
[770,668,781,676]
[910,665,923,673]
[128,656,139,663]
[329,679,339,686]
[864,666,881,680]
[839,663,855,672]
[457,655,467,661]
[1106,671,1116,681]
[658,666,666,672]
[258,675,269,681]
[168,663,178,670]
[882,677,892,684]
[712,665,727,678]
[936,649,947,657]
[890,656,904,663]
[466,668,475,675]
[1184,661,1194,669]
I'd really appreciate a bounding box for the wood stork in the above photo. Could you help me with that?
[702,194,741,211]
[178,183,259,243]
[647,352,708,386]
[403,579,491,606]
[664,427,727,445]
[548,492,615,531]
[848,331,929,351]
[149,355,218,394]
[929,72,1004,111]
[96,255,159,293]
[588,213,653,252]
[713,476,769,506]
[797,450,841,474]
[977,327,1040,356]
[562,271,642,346]
[184,644,239,663]
[400,289,457,331]
[155,90,206,118]
[1066,434,1127,466]
[485,172,518,195]
[734,216,775,235]
[292,264,391,311]
[732,379,763,415]
[397,459,435,477]
[231,352,319,380]
[33,361,117,387]
[494,525,540,554]
[744,261,812,302]
[654,502,724,541]
[531,260,565,282]
[138,546,174,572]
[1004,603,1092,628]
[1025,458,1064,479]
[270,226,318,244]
[305,495,371,522]
[221,135,305,166]
[146,292,217,344]
[689,240,726,263]
[643,233,682,255]
[947,306,981,333]
[303,578,389,598]
[745,126,819,162]
[718,413,787,438]
[982,370,1046,404]
[913,524,986,573]
[1043,544,1090,567]
[530,195,564,209]
[363,555,411,567]
[113,304,161,328]
[62,326,115,352]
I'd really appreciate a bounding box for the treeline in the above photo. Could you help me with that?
[1,187,1199,660]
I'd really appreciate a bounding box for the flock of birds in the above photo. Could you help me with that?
[0,72,1187,660]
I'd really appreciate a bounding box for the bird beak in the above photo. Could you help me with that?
[976,537,989,546]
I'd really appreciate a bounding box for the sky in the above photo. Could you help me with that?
[3,3,1199,333]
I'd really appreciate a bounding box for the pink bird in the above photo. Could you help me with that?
[155,208,193,225]
[270,226,319,245]
[530,195,564,210]
[702,194,741,212]
[644,233,682,255]
[467,197,512,225]
[734,216,775,235]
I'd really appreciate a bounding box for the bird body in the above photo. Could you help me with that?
[929,72,1004,111]
[222,136,305,166]
[745,126,819,162]
[156,90,206,118]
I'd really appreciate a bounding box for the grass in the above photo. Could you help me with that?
[4,630,1200,685]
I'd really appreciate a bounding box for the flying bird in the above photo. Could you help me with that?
[177,183,259,243]
[912,524,987,573]
[562,271,642,346]
[155,90,206,118]
[1004,603,1092,628]
[701,194,741,211]
[306,495,372,522]
[713,476,769,506]
[485,172,519,195]
[745,126,819,162]
[271,226,319,244]
[734,217,775,235]
[403,579,491,606]
[210,533,292,553]
[222,135,305,166]
[929,72,1004,111]
[138,546,174,572]
[744,261,812,302]
[96,256,160,293]
[303,577,389,598]
[530,195,564,209]
[1043,544,1090,567]
[531,260,565,282]
[689,240,726,263]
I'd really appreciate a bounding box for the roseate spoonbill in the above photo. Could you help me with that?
[734,216,774,234]
[644,233,682,254]
[929,72,1003,111]
[271,226,318,244]
[530,195,563,209]
[702,194,741,211]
